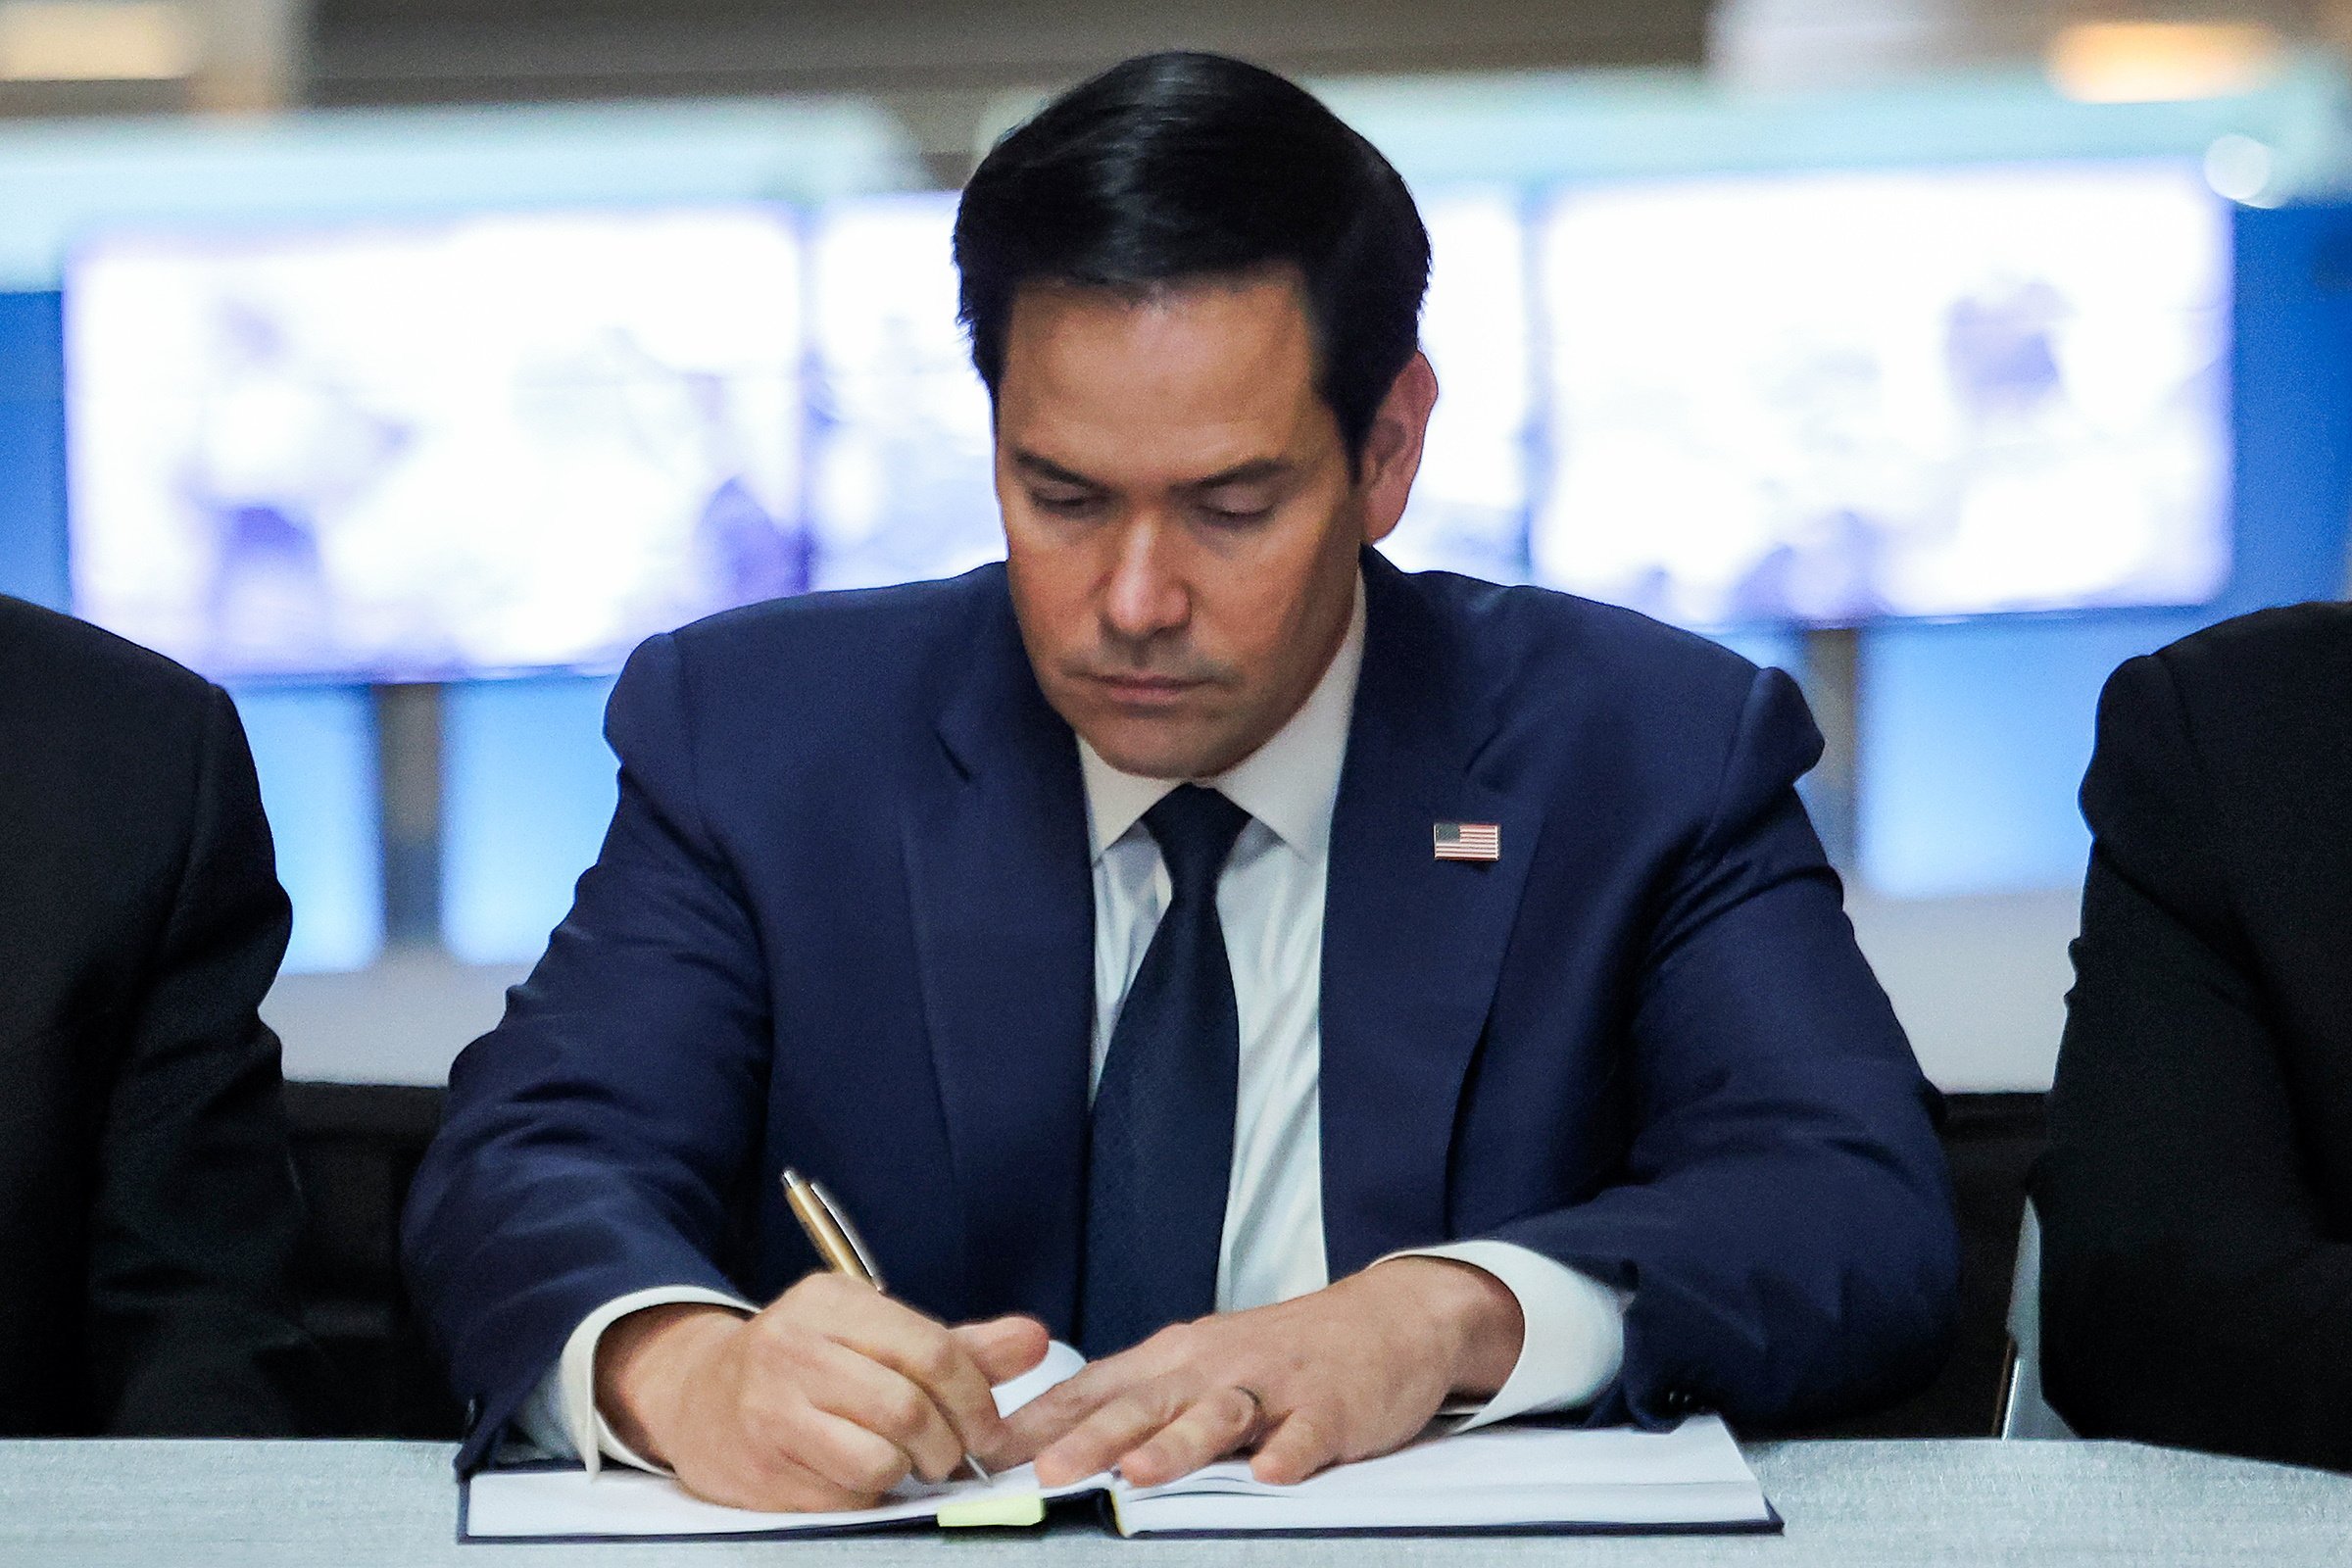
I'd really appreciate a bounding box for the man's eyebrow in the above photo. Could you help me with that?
[1009,452,1295,491]
[1183,458,1292,492]
[1009,451,1102,488]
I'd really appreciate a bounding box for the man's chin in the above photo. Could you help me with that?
[1070,711,1242,782]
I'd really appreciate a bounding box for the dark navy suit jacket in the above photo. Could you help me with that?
[405,552,1958,1471]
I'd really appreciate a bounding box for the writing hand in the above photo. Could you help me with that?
[595,1274,1051,1510]
[1000,1257,1523,1489]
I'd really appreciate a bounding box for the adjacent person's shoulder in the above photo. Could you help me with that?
[2164,597,2352,661]
[0,600,241,925]
[0,596,226,774]
[0,594,220,714]
[2091,602,2352,781]
[2082,603,2352,871]
[2140,601,2352,731]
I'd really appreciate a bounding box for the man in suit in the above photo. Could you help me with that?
[0,594,328,1434]
[405,52,1957,1507]
[2035,602,2352,1470]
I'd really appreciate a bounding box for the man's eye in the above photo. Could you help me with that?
[1030,490,1101,516]
[1198,503,1273,527]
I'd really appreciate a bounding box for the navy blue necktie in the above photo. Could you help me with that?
[1078,784,1251,1359]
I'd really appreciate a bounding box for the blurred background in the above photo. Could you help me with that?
[4,0,2349,1437]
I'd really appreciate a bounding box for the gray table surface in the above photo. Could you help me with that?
[2,1438,2347,1566]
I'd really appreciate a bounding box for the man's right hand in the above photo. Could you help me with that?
[595,1275,1052,1511]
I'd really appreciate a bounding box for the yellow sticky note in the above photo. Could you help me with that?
[936,1493,1047,1529]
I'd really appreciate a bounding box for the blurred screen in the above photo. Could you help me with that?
[1532,161,2232,626]
[1382,188,1537,583]
[804,192,1000,593]
[65,161,2238,684]
[67,207,806,680]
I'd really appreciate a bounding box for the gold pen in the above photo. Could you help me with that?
[780,1167,991,1482]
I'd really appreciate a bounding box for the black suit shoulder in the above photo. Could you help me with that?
[2135,601,2352,826]
[2104,601,2352,784]
[0,596,248,946]
[2082,602,2352,956]
[0,597,233,1017]
[0,597,324,1437]
[2103,601,2352,779]
[2150,599,2352,705]
[2040,599,2352,1470]
[0,591,222,732]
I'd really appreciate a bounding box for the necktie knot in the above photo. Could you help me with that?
[1142,785,1250,904]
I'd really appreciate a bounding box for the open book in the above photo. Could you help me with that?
[462,1342,1779,1542]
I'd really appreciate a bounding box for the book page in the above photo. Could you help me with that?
[466,1460,1097,1540]
[1126,1414,1755,1498]
[1110,1417,1772,1535]
[464,1340,1095,1541]
[988,1338,1089,1417]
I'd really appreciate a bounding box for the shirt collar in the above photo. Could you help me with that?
[1077,573,1366,863]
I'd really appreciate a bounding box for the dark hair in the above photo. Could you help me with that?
[954,51,1431,466]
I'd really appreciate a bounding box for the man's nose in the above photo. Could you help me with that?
[1102,518,1190,642]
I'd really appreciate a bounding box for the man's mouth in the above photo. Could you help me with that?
[1085,671,1206,707]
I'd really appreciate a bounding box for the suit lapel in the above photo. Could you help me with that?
[901,582,1095,1335]
[1320,556,1544,1278]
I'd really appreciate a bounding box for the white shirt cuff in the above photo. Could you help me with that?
[521,1286,757,1476]
[1382,1240,1627,1431]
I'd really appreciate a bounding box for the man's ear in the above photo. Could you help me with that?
[1355,351,1438,547]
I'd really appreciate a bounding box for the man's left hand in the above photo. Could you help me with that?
[999,1257,1524,1489]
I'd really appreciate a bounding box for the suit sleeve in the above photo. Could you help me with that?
[83,684,331,1436]
[403,633,775,1471]
[1486,665,1959,1429]
[2035,653,2352,1469]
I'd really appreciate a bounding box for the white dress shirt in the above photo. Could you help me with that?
[520,576,1624,1473]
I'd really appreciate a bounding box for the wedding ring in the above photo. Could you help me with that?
[1231,1385,1268,1446]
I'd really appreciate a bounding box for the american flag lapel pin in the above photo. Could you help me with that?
[1433,821,1500,862]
